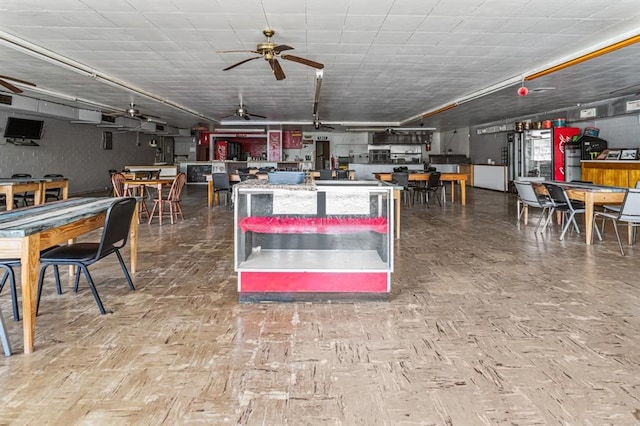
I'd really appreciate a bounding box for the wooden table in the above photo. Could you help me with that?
[553,182,627,245]
[0,177,69,210]
[124,179,173,224]
[0,197,138,353]
[373,172,469,205]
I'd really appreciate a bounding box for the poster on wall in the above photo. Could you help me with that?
[268,130,281,161]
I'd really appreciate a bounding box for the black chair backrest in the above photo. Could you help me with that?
[44,174,64,178]
[427,172,441,189]
[391,172,409,189]
[213,173,231,189]
[426,167,437,172]
[543,183,571,208]
[319,170,333,180]
[11,173,31,178]
[96,197,136,260]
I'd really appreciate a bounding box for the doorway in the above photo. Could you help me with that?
[315,140,330,170]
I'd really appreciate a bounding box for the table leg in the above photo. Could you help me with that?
[5,189,14,211]
[158,183,163,225]
[207,180,213,207]
[33,186,42,206]
[394,188,401,239]
[450,181,455,203]
[62,182,69,200]
[584,192,595,245]
[21,235,40,354]
[460,180,466,206]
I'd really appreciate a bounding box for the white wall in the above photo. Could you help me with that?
[0,111,156,194]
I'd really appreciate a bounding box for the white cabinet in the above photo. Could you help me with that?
[473,165,508,191]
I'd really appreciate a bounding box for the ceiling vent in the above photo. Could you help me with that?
[0,94,13,105]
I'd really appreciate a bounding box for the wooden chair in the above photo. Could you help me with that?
[148,173,186,224]
[111,172,126,197]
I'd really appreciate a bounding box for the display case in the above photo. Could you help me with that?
[234,180,394,302]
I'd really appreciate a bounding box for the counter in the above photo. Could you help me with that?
[473,164,508,191]
[234,180,394,302]
[179,161,311,183]
[581,160,640,187]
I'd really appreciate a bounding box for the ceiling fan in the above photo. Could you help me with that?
[313,115,334,130]
[219,29,324,80]
[105,103,164,122]
[222,104,266,120]
[0,74,36,93]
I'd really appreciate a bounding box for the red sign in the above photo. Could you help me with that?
[268,131,281,161]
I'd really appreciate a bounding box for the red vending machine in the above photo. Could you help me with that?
[215,140,228,160]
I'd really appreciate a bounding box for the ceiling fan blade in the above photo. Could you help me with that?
[223,56,262,71]
[0,74,36,87]
[248,113,267,119]
[216,49,259,54]
[243,114,251,120]
[281,54,324,69]
[273,44,294,54]
[269,59,286,80]
[0,79,22,93]
[323,125,335,130]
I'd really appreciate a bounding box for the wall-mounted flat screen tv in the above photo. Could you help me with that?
[3,117,44,140]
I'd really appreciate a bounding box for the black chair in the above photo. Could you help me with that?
[1,257,62,321]
[542,182,589,240]
[36,197,137,315]
[391,172,412,206]
[11,173,32,206]
[43,174,64,201]
[0,303,10,356]
[318,170,333,180]
[213,173,233,206]
[424,171,442,207]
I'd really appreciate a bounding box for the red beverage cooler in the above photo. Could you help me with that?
[215,140,228,160]
[552,127,581,181]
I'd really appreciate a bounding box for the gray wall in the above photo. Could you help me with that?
[0,111,156,194]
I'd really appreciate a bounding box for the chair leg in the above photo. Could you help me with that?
[53,265,62,295]
[148,201,159,225]
[0,267,19,322]
[0,305,11,357]
[79,266,106,315]
[36,264,49,316]
[115,249,136,291]
[611,220,625,255]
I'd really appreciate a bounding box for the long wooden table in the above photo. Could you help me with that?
[0,177,69,210]
[0,197,138,353]
[551,182,627,245]
[373,172,468,205]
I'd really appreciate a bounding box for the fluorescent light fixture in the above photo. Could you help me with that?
[213,128,265,133]
[0,30,218,124]
[456,76,521,105]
